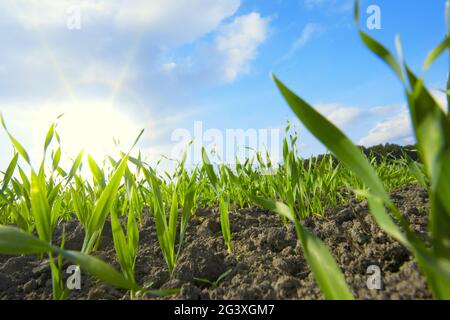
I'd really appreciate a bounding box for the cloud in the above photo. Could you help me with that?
[0,0,241,45]
[162,62,177,72]
[368,104,404,115]
[0,1,94,28]
[281,23,323,61]
[159,12,270,84]
[431,89,448,112]
[113,0,241,44]
[360,90,448,147]
[214,13,270,82]
[316,104,362,130]
[0,3,270,111]
[0,1,271,167]
[359,108,413,147]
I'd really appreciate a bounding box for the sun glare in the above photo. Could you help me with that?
[56,103,143,162]
[0,101,146,171]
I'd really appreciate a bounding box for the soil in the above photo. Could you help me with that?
[0,184,432,300]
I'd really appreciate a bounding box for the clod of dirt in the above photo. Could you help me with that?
[0,273,11,291]
[174,242,227,282]
[196,218,221,237]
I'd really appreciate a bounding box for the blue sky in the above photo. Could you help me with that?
[0,0,448,169]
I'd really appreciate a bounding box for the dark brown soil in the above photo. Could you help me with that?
[0,184,432,300]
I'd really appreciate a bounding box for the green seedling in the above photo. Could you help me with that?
[194,268,233,289]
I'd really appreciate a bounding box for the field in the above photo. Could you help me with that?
[0,139,432,299]
[1,0,450,300]
[0,177,432,300]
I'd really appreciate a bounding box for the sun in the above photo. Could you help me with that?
[55,102,143,162]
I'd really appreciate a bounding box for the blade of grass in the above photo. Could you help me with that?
[0,114,31,165]
[2,153,18,192]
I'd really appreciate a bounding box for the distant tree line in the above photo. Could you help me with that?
[358,143,419,162]
[300,144,420,169]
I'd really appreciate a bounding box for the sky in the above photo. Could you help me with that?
[0,0,449,170]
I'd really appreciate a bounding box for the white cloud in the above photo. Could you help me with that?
[431,89,448,112]
[368,104,404,115]
[281,23,323,61]
[316,104,362,130]
[0,1,271,169]
[155,12,270,84]
[0,0,241,45]
[361,90,448,147]
[359,109,413,147]
[162,62,177,72]
[113,0,241,44]
[215,13,270,82]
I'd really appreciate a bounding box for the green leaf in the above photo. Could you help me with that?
[177,178,196,259]
[71,188,87,225]
[407,159,428,189]
[403,69,450,258]
[168,191,178,254]
[89,155,128,232]
[202,148,219,189]
[0,113,31,165]
[423,36,450,70]
[354,0,359,24]
[272,75,389,202]
[143,167,174,271]
[143,168,165,221]
[216,268,233,284]
[2,153,19,192]
[49,252,69,300]
[436,149,450,219]
[358,31,405,83]
[30,171,51,243]
[83,155,129,254]
[126,196,139,263]
[405,67,449,183]
[88,155,106,190]
[219,197,231,253]
[66,150,84,185]
[0,226,138,291]
[111,208,134,283]
[56,248,139,291]
[0,225,52,255]
[18,166,31,192]
[50,196,63,231]
[129,129,145,153]
[366,194,409,248]
[52,147,61,172]
[44,124,55,155]
[56,167,67,178]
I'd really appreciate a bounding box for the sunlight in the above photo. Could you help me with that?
[0,100,145,168]
[57,102,143,161]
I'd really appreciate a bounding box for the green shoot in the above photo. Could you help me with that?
[194,268,233,289]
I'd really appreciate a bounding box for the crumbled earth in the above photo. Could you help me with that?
[0,184,432,300]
